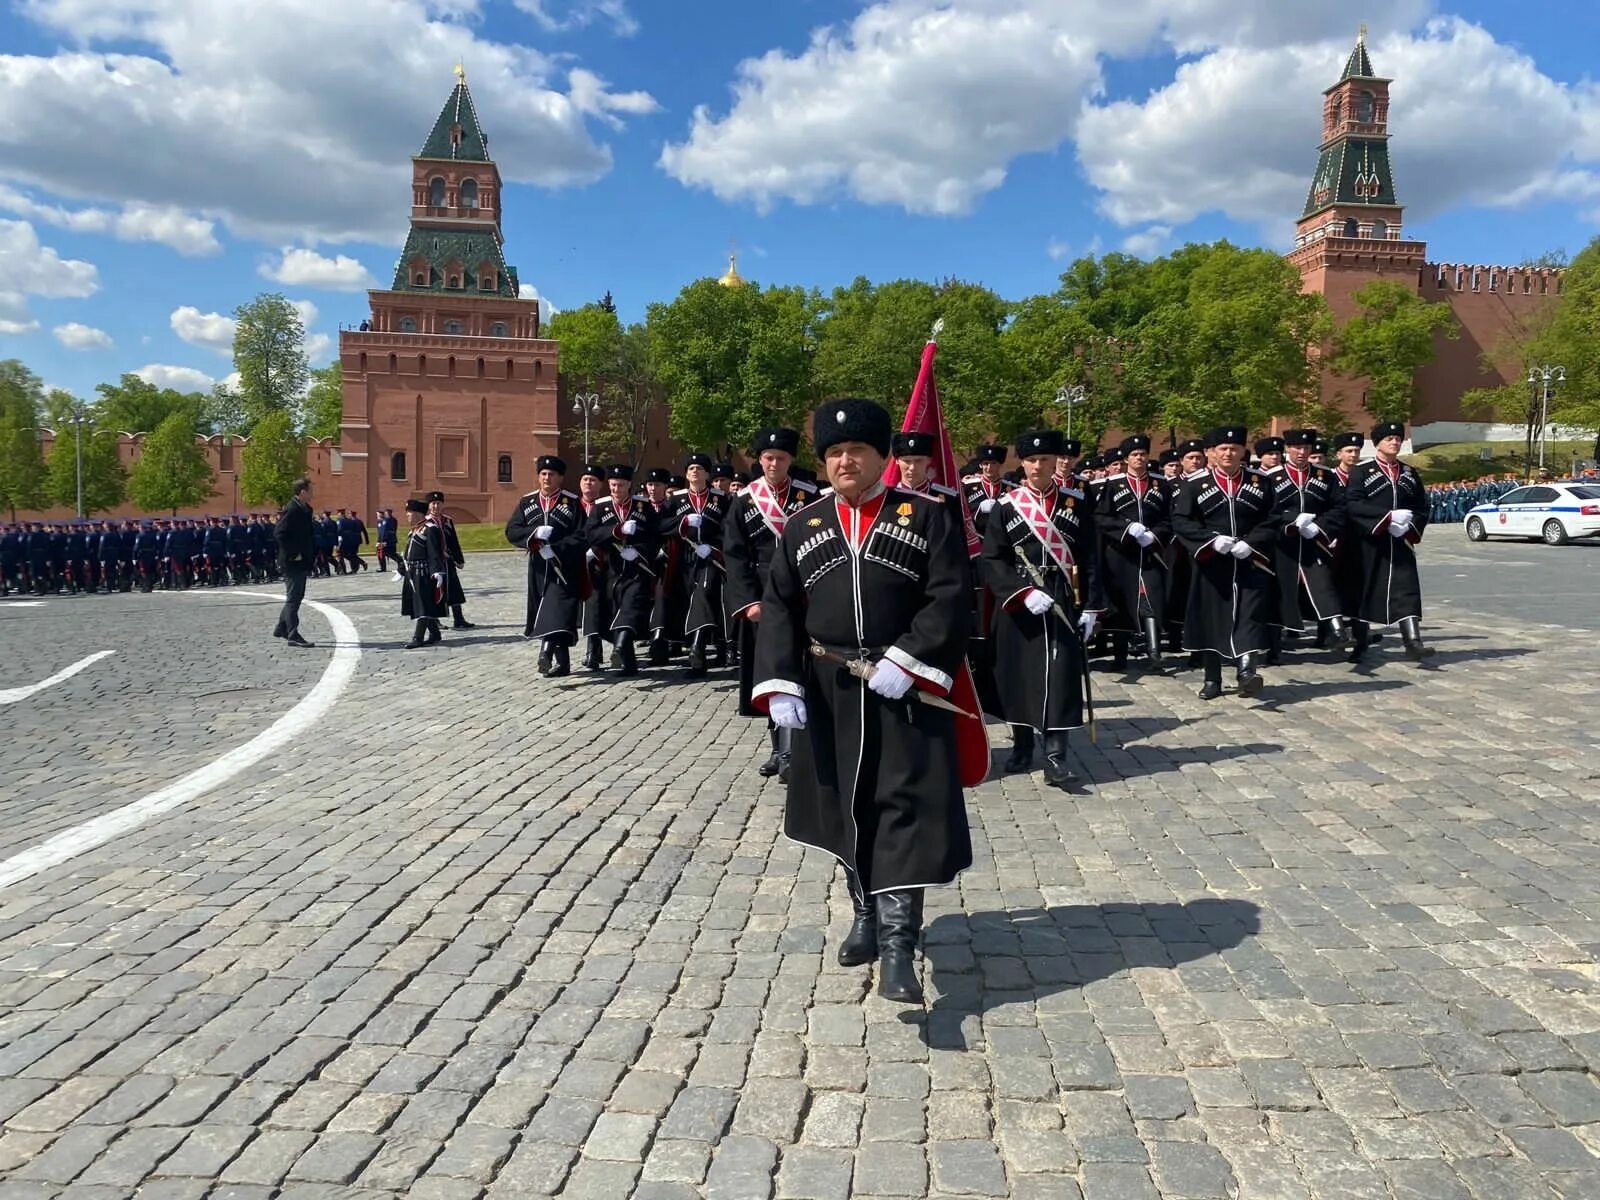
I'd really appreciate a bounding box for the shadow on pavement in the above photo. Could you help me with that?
[909,898,1263,1049]
[1251,677,1410,710]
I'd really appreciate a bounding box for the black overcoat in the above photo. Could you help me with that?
[505,489,587,642]
[723,479,818,715]
[1170,469,1276,659]
[400,520,448,620]
[1341,459,1430,626]
[754,487,973,894]
[1263,464,1347,629]
[585,496,662,638]
[1094,473,1173,634]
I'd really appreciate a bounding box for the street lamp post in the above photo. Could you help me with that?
[572,391,600,462]
[1054,384,1086,442]
[68,406,90,518]
[1526,365,1565,474]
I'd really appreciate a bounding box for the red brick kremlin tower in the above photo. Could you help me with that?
[335,67,560,523]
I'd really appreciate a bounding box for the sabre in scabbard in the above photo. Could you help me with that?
[807,644,978,720]
[1009,543,1096,743]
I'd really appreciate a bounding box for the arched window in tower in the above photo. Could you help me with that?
[398,316,417,333]
[1356,91,1375,123]
[490,322,508,338]
[497,454,513,484]
[391,451,407,481]
[429,176,446,208]
[461,178,478,208]
[1370,219,1387,241]
[444,320,464,335]
[1330,95,1342,128]
[1342,218,1359,238]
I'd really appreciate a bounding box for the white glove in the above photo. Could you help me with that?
[1211,535,1238,555]
[620,519,638,535]
[685,513,703,529]
[534,524,554,541]
[1023,589,1054,615]
[539,545,556,560]
[431,572,445,586]
[1078,611,1098,640]
[694,543,713,559]
[1229,540,1254,560]
[1388,523,1408,539]
[978,498,996,514]
[1299,521,1322,540]
[585,548,597,563]
[1391,509,1413,526]
[1136,530,1157,548]
[769,695,807,730]
[867,659,914,700]
[620,547,640,561]
[1126,522,1148,540]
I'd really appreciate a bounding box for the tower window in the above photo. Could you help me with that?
[1342,218,1359,238]
[498,454,513,483]
[1370,219,1387,240]
[399,316,417,333]
[1330,96,1342,126]
[391,451,407,481]
[490,322,508,337]
[1356,90,1375,123]
[480,273,496,292]
[461,178,478,208]
[448,275,461,289]
[444,320,464,335]
[429,176,446,207]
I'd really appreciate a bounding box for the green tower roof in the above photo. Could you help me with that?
[392,228,520,298]
[1341,33,1375,80]
[1301,139,1397,219]
[419,79,490,162]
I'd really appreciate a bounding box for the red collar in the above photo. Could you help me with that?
[1213,469,1244,496]
[835,488,887,549]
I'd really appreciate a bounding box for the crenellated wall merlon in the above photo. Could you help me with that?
[1422,262,1566,296]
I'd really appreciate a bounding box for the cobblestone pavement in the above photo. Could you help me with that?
[2,547,1599,1198]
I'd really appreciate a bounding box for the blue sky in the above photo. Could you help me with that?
[2,0,1599,402]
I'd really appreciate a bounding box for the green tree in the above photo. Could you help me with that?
[45,413,126,515]
[1539,235,1600,440]
[205,381,249,436]
[1327,280,1459,421]
[0,360,46,518]
[129,412,214,515]
[233,292,308,426]
[589,322,661,469]
[302,363,343,441]
[649,277,820,457]
[547,303,625,384]
[93,374,209,435]
[239,409,305,508]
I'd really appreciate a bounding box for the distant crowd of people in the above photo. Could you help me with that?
[1427,466,1599,524]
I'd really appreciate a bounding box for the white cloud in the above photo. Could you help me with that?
[2,0,658,245]
[261,248,378,291]
[170,306,237,356]
[290,299,320,329]
[0,218,98,298]
[0,291,40,335]
[514,0,638,37]
[1120,225,1172,258]
[53,322,113,350]
[134,363,216,392]
[0,185,220,256]
[1079,18,1600,236]
[519,282,557,323]
[305,332,335,365]
[1046,237,1071,262]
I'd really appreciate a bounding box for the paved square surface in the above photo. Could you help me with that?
[1,537,1597,1198]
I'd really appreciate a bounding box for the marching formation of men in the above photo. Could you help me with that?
[0,513,282,596]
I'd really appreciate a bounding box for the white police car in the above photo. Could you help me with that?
[1464,481,1600,545]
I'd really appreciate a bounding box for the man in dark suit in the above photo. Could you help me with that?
[273,478,318,648]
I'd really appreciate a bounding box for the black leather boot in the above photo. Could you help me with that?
[876,891,924,1003]
[776,727,793,784]
[424,619,442,645]
[1142,617,1166,670]
[452,605,476,630]
[837,872,878,967]
[1043,731,1076,786]
[1236,652,1263,697]
[1399,616,1435,661]
[1004,726,1035,774]
[584,635,604,671]
[405,620,427,649]
[1198,653,1223,700]
[758,725,783,777]
[1348,620,1370,663]
[616,630,639,675]
[549,644,571,677]
[686,631,708,678]
[537,644,554,675]
[1323,615,1350,647]
[649,633,670,666]
[1263,629,1282,667]
[1112,634,1129,669]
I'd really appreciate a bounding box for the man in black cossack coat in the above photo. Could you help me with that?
[401,498,448,648]
[1262,427,1350,657]
[1095,433,1172,670]
[1171,425,1277,701]
[427,491,475,629]
[754,398,983,1006]
[584,465,662,675]
[1341,420,1435,663]
[505,455,587,676]
[661,452,732,677]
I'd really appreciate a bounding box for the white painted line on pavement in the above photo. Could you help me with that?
[0,651,116,705]
[0,594,361,892]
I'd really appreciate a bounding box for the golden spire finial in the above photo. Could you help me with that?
[718,238,745,287]
[1358,22,1367,44]
[454,60,466,84]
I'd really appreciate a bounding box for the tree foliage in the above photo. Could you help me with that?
[303,363,343,441]
[239,409,305,508]
[93,374,209,435]
[45,413,126,515]
[1327,280,1459,421]
[0,360,47,519]
[233,292,308,427]
[129,412,214,515]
